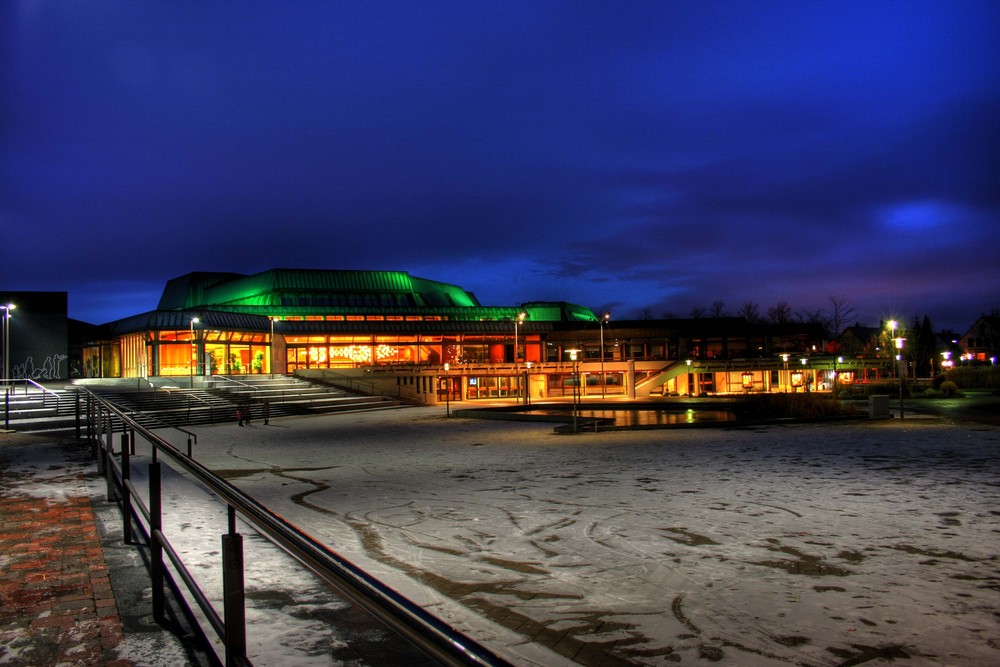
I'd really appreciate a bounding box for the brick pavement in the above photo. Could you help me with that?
[0,435,132,666]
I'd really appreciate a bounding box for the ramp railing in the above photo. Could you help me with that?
[80,387,512,667]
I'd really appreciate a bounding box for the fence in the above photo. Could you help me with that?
[80,388,512,667]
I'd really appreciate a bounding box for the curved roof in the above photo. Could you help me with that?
[157,269,481,310]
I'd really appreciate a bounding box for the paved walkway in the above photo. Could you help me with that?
[0,434,213,667]
[0,434,131,666]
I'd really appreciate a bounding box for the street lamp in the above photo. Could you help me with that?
[524,361,532,405]
[513,311,527,362]
[599,311,610,398]
[567,349,580,432]
[834,356,843,397]
[780,353,789,392]
[888,320,898,378]
[270,317,277,378]
[444,362,451,417]
[2,303,14,389]
[894,337,906,419]
[190,317,200,388]
[513,311,527,402]
[685,359,692,396]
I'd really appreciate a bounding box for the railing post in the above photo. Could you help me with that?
[105,417,117,501]
[122,431,132,545]
[75,392,81,439]
[87,394,95,455]
[149,460,165,623]
[187,435,193,458]
[95,406,106,475]
[222,505,247,666]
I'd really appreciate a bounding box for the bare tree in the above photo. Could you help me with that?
[827,295,856,341]
[635,307,654,320]
[709,300,727,317]
[796,308,826,325]
[737,301,761,323]
[689,307,705,319]
[766,301,793,324]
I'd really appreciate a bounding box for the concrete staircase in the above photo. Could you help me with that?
[2,375,403,436]
[1,383,80,437]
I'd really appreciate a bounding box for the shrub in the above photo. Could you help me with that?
[939,381,961,398]
[922,388,941,398]
[728,394,864,420]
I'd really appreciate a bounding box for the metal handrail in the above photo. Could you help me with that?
[206,375,259,393]
[81,388,511,667]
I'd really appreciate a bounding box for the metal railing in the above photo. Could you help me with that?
[80,387,512,667]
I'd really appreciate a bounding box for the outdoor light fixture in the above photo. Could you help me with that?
[741,371,753,391]
[190,317,200,388]
[2,303,15,389]
[270,317,277,378]
[894,337,906,419]
[567,349,580,432]
[443,362,451,417]
[524,361,532,405]
[513,311,527,364]
[888,320,898,378]
[600,311,610,399]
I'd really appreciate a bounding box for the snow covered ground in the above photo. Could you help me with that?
[120,409,1000,665]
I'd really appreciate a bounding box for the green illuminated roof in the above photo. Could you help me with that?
[153,268,596,324]
[157,269,481,310]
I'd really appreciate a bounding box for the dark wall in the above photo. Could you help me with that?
[0,291,69,380]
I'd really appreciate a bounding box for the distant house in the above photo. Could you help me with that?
[837,325,882,358]
[961,316,1000,362]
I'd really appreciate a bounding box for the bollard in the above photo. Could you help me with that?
[222,529,248,665]
[150,462,165,623]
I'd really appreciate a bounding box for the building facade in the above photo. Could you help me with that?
[79,268,883,400]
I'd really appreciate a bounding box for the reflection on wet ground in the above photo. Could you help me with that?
[529,407,736,426]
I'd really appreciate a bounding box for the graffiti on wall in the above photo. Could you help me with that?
[11,355,69,380]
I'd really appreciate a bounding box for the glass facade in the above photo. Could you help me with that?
[282,334,543,371]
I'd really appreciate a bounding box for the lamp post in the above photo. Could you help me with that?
[833,356,842,397]
[894,337,905,419]
[513,311,526,402]
[270,317,277,379]
[599,311,610,398]
[685,359,692,396]
[190,317,200,388]
[780,353,789,392]
[524,361,532,405]
[513,311,526,362]
[888,320,897,378]
[2,303,14,389]
[444,362,451,417]
[800,357,808,392]
[568,349,580,432]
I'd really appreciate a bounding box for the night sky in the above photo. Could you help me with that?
[3,1,998,331]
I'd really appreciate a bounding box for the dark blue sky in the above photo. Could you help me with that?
[3,1,998,331]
